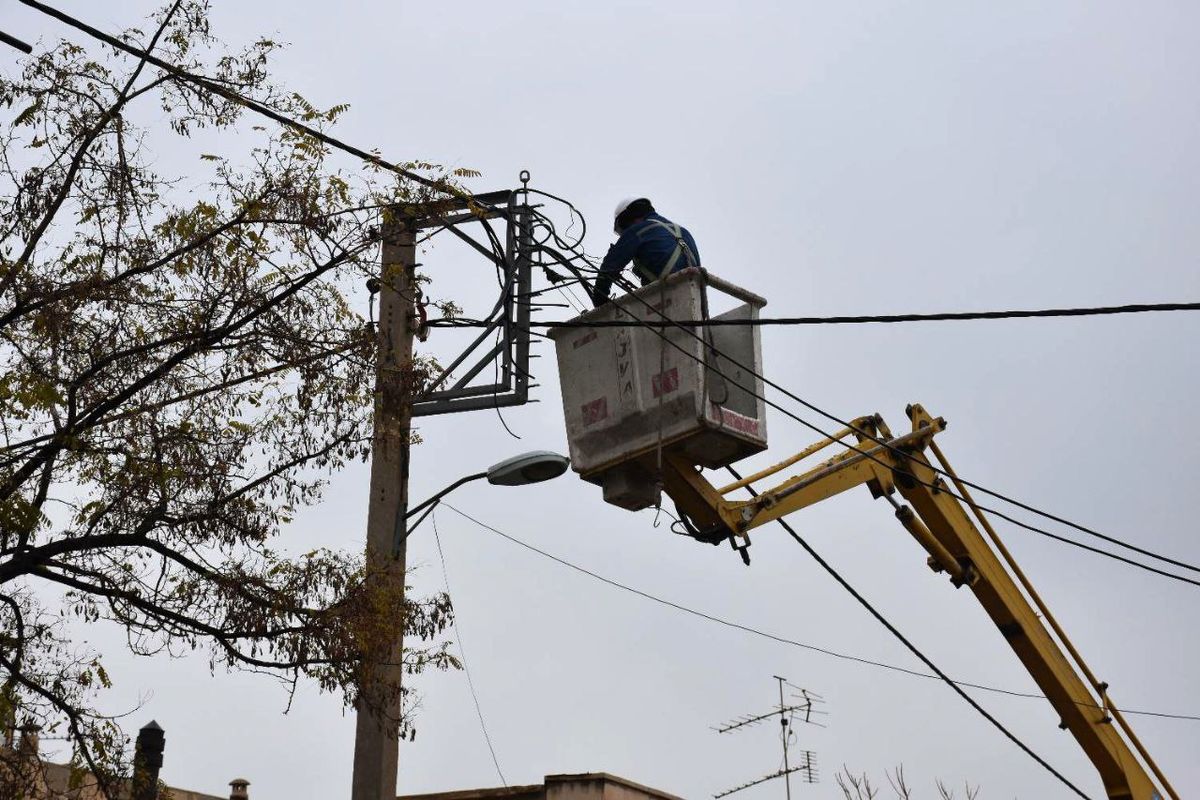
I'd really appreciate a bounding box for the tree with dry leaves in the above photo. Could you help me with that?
[0,3,468,795]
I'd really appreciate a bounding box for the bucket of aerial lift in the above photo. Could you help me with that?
[548,268,768,511]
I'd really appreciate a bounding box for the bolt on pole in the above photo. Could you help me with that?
[351,212,416,800]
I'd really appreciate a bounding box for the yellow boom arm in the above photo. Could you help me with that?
[661,403,1173,800]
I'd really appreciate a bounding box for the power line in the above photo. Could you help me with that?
[482,218,1183,793]
[431,510,506,786]
[512,212,1200,580]
[502,196,1183,593]
[488,201,1200,586]
[29,4,1173,781]
[429,300,1200,329]
[468,257,1200,584]
[437,503,1200,723]
[57,0,1187,631]
[719,471,1094,800]
[575,272,1200,584]
[18,0,458,196]
[485,304,1200,586]
[0,27,33,53]
[515,221,1200,585]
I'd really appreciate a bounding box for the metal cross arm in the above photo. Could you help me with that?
[407,186,536,418]
[661,403,1174,800]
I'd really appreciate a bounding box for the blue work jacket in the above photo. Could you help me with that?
[591,213,700,306]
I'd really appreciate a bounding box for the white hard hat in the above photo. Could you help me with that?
[613,196,643,233]
[613,197,640,220]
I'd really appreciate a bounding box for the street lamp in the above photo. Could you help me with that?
[397,450,570,548]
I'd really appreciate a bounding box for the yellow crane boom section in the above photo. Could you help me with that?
[661,403,1174,800]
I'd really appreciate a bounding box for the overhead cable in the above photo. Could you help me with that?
[430,511,507,786]
[588,272,1200,582]
[438,502,1199,723]
[431,205,1200,578]
[0,28,33,53]
[720,469,1094,800]
[19,0,457,195]
[513,211,1200,579]
[490,304,1200,585]
[429,300,1200,329]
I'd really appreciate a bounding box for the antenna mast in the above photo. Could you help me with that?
[775,676,792,800]
[711,676,824,798]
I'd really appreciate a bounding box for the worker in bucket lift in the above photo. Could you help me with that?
[589,197,701,307]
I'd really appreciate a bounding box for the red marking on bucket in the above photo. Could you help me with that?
[582,397,609,426]
[651,367,679,398]
[710,405,761,436]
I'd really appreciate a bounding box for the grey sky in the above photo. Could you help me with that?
[7,1,1199,798]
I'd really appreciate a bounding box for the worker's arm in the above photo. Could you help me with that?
[591,230,640,306]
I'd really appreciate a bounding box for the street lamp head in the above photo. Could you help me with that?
[485,450,570,487]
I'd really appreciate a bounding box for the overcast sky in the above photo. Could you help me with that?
[7,2,1200,798]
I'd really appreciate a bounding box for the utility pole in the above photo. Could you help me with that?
[352,211,416,800]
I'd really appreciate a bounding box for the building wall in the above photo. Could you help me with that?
[399,787,542,800]
[546,774,682,800]
[400,772,683,800]
[1,754,226,800]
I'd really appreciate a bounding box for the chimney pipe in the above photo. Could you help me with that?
[132,720,165,800]
[8,723,40,794]
[16,723,39,757]
[229,777,250,799]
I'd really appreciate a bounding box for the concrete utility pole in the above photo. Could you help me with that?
[351,212,416,800]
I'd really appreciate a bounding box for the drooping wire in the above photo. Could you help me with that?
[490,327,521,440]
[431,510,507,786]
[438,502,1200,722]
[525,209,592,312]
[759,504,1094,798]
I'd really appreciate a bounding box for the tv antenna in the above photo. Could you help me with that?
[712,676,824,799]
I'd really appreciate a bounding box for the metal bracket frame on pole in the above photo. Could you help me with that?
[410,188,534,418]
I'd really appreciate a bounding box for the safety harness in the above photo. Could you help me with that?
[631,218,698,284]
